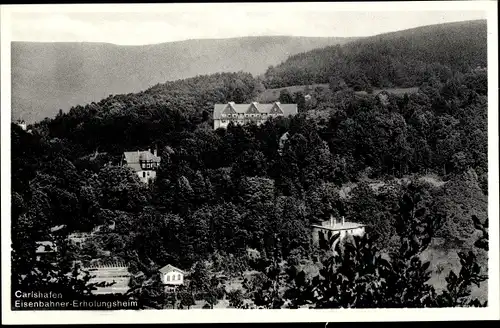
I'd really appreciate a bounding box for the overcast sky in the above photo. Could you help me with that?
[8,3,487,45]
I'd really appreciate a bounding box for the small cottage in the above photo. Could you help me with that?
[159,264,185,286]
[122,148,161,184]
[15,120,27,131]
[35,241,57,262]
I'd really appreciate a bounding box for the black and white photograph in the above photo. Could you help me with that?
[1,1,499,324]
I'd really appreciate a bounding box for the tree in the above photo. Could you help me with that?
[329,76,348,93]
[306,183,341,223]
[274,196,310,259]
[189,262,225,309]
[245,262,285,309]
[178,289,196,309]
[227,289,245,308]
[98,165,150,212]
[279,89,294,103]
[435,215,488,307]
[131,275,167,309]
[232,149,268,179]
[294,91,307,113]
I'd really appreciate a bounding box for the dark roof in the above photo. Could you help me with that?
[213,102,297,120]
[123,150,161,172]
[159,264,185,274]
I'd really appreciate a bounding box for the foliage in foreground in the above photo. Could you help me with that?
[246,188,488,309]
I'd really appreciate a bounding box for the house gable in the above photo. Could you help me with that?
[269,102,284,115]
[159,264,185,275]
[245,102,261,114]
[221,103,237,115]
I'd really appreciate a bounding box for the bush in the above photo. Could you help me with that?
[227,289,244,308]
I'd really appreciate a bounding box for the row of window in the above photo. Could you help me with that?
[221,120,268,124]
[140,161,158,169]
[221,113,282,118]
[165,274,182,281]
[220,115,283,123]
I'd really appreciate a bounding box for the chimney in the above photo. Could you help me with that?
[342,216,345,226]
[148,148,151,154]
[153,148,157,156]
[330,216,333,227]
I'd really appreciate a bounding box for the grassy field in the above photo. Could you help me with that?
[355,87,420,96]
[257,84,419,103]
[257,84,329,102]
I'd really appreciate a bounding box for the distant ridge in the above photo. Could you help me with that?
[263,19,487,89]
[12,36,356,123]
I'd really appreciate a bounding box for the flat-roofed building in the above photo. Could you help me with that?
[311,215,366,247]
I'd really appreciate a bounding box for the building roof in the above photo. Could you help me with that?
[123,150,161,172]
[50,224,66,233]
[35,241,57,253]
[312,221,366,232]
[159,264,185,274]
[213,102,298,120]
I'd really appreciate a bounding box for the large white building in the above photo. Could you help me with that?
[213,102,298,130]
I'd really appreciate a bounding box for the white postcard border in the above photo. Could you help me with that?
[1,1,498,324]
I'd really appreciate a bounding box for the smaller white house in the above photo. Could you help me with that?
[15,120,27,131]
[35,241,57,262]
[311,215,366,247]
[159,264,185,286]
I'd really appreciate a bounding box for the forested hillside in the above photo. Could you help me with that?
[263,20,487,90]
[12,66,488,308]
[12,36,354,123]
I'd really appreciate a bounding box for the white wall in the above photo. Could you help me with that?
[337,227,365,238]
[351,226,365,237]
[161,271,184,285]
[314,226,366,246]
[136,170,156,184]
